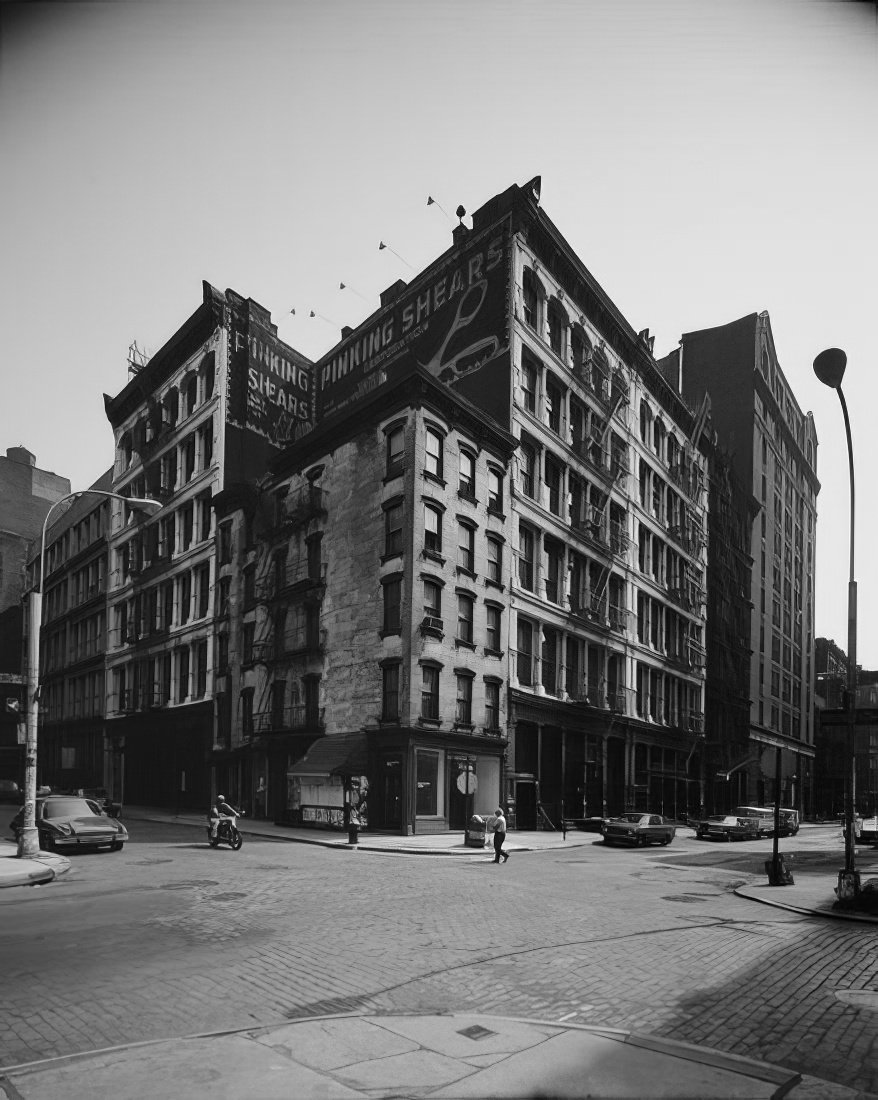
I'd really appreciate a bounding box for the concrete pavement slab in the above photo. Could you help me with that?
[428,1028,789,1099]
[255,1015,419,1070]
[1,1034,366,1100]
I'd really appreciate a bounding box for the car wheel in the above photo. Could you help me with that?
[41,833,55,853]
[603,837,613,846]
[110,841,124,852]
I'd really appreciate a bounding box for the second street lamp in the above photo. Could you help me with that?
[17,490,162,859]
[812,347,859,901]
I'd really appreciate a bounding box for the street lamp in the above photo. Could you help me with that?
[812,347,859,901]
[17,490,162,858]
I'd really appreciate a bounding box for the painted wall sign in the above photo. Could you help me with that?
[227,291,313,446]
[317,217,511,419]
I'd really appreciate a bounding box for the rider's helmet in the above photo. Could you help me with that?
[217,794,225,802]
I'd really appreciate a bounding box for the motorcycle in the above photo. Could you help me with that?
[207,809,244,850]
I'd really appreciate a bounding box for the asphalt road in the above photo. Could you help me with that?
[1,821,877,1094]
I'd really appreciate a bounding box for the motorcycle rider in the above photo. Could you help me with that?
[208,794,240,839]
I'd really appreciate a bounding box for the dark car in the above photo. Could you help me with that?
[601,813,675,847]
[0,779,21,804]
[696,814,759,842]
[9,795,128,852]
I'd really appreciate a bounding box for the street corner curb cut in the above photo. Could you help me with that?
[0,856,67,888]
[734,883,878,923]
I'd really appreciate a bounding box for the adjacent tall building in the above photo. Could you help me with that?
[663,312,820,814]
[100,283,312,809]
[0,447,70,784]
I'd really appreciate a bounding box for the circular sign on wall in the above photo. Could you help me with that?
[456,768,478,795]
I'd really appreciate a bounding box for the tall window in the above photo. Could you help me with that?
[547,300,566,359]
[241,687,254,737]
[541,627,559,693]
[423,577,442,618]
[458,521,475,574]
[385,500,403,557]
[522,268,541,332]
[486,536,502,585]
[488,468,503,513]
[546,377,563,434]
[521,357,537,413]
[519,442,536,498]
[386,425,405,478]
[177,647,190,703]
[484,679,500,731]
[545,540,562,603]
[383,576,401,633]
[516,617,534,686]
[421,664,440,720]
[545,456,563,515]
[518,525,534,591]
[382,663,400,721]
[455,674,473,725]
[486,604,502,652]
[457,593,474,644]
[425,427,444,479]
[424,504,443,554]
[459,450,475,498]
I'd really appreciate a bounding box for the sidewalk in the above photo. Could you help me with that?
[122,804,601,855]
[1,1010,868,1100]
[0,840,71,888]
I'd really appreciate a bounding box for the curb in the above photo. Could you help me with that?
[0,852,71,889]
[734,883,878,923]
[0,1010,802,1094]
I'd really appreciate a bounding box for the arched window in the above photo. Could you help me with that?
[547,298,568,361]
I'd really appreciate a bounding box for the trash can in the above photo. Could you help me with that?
[348,823,359,845]
[465,815,487,848]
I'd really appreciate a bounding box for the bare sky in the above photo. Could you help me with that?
[1,0,876,664]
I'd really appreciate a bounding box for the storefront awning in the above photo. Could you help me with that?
[287,732,369,778]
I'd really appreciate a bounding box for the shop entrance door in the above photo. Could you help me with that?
[378,757,402,830]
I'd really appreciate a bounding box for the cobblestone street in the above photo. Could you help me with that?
[2,824,877,1095]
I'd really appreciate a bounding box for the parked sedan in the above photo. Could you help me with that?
[696,815,759,842]
[857,816,878,844]
[9,796,128,852]
[601,813,675,847]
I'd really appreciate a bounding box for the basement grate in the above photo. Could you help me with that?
[457,1025,496,1041]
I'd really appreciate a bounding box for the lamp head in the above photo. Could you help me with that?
[813,347,847,389]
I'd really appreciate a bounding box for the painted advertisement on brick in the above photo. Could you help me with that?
[227,290,313,447]
[317,217,511,421]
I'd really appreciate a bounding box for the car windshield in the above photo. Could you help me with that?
[41,799,101,819]
[615,814,644,823]
[0,781,18,792]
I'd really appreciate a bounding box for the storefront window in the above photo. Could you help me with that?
[416,750,440,816]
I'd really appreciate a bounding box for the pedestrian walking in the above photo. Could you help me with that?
[489,807,509,864]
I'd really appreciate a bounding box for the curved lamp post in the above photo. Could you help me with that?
[17,490,162,858]
[812,348,859,900]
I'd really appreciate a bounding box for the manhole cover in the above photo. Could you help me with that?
[457,1025,496,1041]
[208,892,248,901]
[132,859,174,865]
[662,895,707,903]
[836,991,878,1010]
[160,880,219,890]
